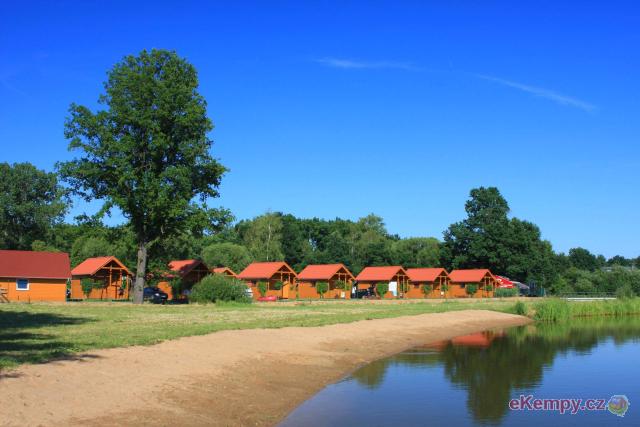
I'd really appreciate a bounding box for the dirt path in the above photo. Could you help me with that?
[0,310,530,426]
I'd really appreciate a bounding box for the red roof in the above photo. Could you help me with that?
[168,259,208,277]
[237,262,296,280]
[355,266,406,282]
[298,264,354,281]
[0,250,71,279]
[72,256,132,276]
[405,268,447,282]
[495,275,515,288]
[449,269,494,283]
[212,267,237,277]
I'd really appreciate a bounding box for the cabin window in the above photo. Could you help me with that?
[460,283,466,288]
[16,278,29,291]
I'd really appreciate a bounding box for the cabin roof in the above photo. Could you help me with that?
[449,269,494,283]
[405,268,447,282]
[212,267,237,277]
[237,262,296,280]
[72,256,132,277]
[168,259,209,278]
[297,264,354,281]
[355,266,406,282]
[0,250,71,279]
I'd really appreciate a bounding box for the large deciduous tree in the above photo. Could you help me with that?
[0,162,67,249]
[58,49,226,303]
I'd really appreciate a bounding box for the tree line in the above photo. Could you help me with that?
[1,49,638,301]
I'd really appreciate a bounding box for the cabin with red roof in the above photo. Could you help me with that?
[0,250,70,302]
[211,267,237,278]
[355,266,410,298]
[70,256,132,300]
[405,268,451,298]
[237,262,297,300]
[297,264,355,299]
[157,259,211,300]
[448,269,497,298]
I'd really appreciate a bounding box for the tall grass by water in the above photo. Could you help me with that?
[533,298,640,321]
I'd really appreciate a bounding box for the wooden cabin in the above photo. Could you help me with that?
[405,268,451,298]
[448,269,497,298]
[354,266,410,299]
[297,264,355,299]
[157,259,211,300]
[237,262,297,300]
[70,256,132,300]
[0,250,70,302]
[212,267,237,278]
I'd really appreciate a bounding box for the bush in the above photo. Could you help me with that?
[465,284,478,297]
[81,278,101,297]
[272,281,283,290]
[257,281,268,297]
[189,274,251,304]
[335,280,349,291]
[422,284,432,297]
[486,284,493,293]
[514,301,527,316]
[376,282,389,298]
[495,287,518,298]
[616,284,636,300]
[316,281,328,298]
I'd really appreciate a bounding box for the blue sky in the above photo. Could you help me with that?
[1,1,639,257]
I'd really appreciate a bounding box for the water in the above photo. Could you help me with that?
[280,318,639,426]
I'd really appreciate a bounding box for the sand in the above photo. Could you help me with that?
[0,310,530,426]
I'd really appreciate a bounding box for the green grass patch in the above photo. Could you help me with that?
[534,298,640,322]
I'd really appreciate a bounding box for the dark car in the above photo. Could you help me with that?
[143,287,168,304]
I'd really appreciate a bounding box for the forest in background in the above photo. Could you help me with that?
[1,161,639,296]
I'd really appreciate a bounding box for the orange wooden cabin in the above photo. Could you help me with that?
[237,262,297,300]
[0,250,70,302]
[157,259,211,300]
[405,268,451,298]
[355,266,410,298]
[211,267,237,278]
[70,256,132,300]
[297,264,354,299]
[448,269,497,298]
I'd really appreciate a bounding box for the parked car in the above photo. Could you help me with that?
[143,287,168,304]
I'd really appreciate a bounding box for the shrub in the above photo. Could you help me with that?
[376,282,389,298]
[514,301,527,316]
[422,284,432,297]
[486,284,493,293]
[495,287,518,298]
[189,274,251,304]
[316,281,328,298]
[257,281,268,297]
[81,278,101,297]
[170,278,184,299]
[272,281,283,290]
[616,284,635,299]
[335,280,349,291]
[465,284,478,297]
[441,283,449,297]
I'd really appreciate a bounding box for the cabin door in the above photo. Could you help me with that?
[282,282,290,299]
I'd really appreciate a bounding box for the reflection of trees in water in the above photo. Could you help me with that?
[351,318,640,424]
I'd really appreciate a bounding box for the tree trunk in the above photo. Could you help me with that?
[132,241,148,304]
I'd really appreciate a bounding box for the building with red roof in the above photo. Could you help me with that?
[355,266,410,298]
[157,259,211,300]
[212,267,237,278]
[405,268,451,298]
[448,269,497,298]
[0,250,71,302]
[297,264,354,299]
[238,262,297,300]
[70,256,132,300]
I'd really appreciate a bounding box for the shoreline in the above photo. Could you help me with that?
[0,310,530,427]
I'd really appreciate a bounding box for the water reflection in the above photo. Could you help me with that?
[283,317,640,426]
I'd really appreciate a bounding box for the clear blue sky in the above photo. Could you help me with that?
[1,1,638,258]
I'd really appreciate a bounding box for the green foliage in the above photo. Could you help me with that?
[514,301,527,316]
[534,299,571,322]
[534,298,640,321]
[0,162,67,250]
[170,278,184,299]
[495,287,518,297]
[188,274,251,304]
[57,49,227,302]
[243,213,284,262]
[465,284,478,297]
[486,284,493,293]
[272,281,283,290]
[568,247,600,272]
[376,282,389,298]
[334,280,349,291]
[391,237,440,268]
[616,284,635,299]
[201,242,252,273]
[316,282,329,298]
[257,281,268,297]
[80,278,101,297]
[422,284,432,296]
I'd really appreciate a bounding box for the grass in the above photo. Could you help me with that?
[533,298,640,321]
[0,299,516,369]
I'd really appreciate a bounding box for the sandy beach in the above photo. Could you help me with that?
[0,310,530,426]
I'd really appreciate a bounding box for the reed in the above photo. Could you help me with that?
[534,298,640,322]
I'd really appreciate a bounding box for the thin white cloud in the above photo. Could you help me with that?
[314,57,418,71]
[476,74,596,112]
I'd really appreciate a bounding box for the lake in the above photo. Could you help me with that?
[280,317,638,426]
